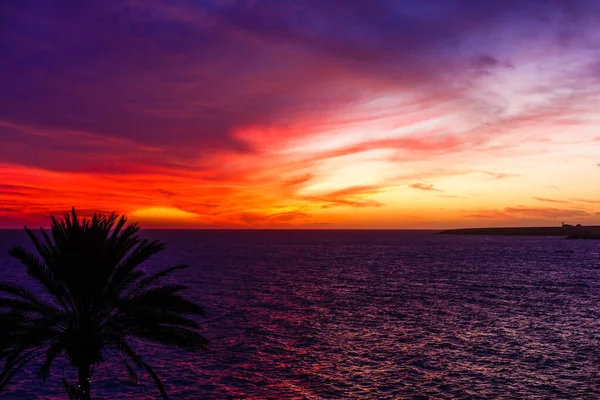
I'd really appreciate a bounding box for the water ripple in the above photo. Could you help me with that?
[0,230,599,399]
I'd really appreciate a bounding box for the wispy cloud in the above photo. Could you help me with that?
[283,174,314,187]
[480,171,521,180]
[409,183,442,192]
[533,197,572,204]
[304,185,385,208]
[464,206,592,220]
[571,198,600,204]
[240,211,312,225]
[462,209,511,220]
[504,207,590,219]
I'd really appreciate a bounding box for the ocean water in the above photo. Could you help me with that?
[1,229,600,399]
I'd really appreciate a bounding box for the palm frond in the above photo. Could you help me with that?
[109,217,141,258]
[125,284,187,300]
[142,360,169,400]
[116,340,169,400]
[104,240,165,297]
[109,215,128,242]
[38,343,64,381]
[130,325,208,351]
[7,248,72,313]
[39,228,55,254]
[132,313,201,329]
[123,361,138,385]
[0,298,57,315]
[0,350,42,390]
[129,265,189,295]
[0,281,52,307]
[62,377,78,400]
[24,227,53,264]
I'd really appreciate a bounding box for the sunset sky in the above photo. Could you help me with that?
[1,0,600,229]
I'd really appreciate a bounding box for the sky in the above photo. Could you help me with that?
[1,0,600,229]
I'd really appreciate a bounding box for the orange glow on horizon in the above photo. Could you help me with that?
[131,207,200,220]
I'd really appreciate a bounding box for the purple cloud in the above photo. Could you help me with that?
[1,0,598,172]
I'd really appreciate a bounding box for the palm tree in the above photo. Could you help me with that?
[0,209,208,399]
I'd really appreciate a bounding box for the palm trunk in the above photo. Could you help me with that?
[78,365,91,400]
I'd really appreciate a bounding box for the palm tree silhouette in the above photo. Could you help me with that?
[0,209,208,399]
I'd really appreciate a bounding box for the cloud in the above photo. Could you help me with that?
[571,198,600,204]
[463,206,592,220]
[533,197,572,204]
[240,211,311,225]
[319,199,382,208]
[410,183,442,192]
[283,174,314,187]
[480,171,521,180]
[304,185,385,208]
[504,207,590,219]
[462,209,512,220]
[297,134,472,165]
[320,185,383,198]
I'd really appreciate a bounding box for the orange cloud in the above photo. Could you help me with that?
[303,185,385,209]
[571,198,600,204]
[533,197,572,204]
[462,206,594,222]
[462,210,512,220]
[503,207,590,219]
[239,211,312,226]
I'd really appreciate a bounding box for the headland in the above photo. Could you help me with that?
[439,224,600,239]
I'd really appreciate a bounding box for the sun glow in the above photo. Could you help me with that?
[130,207,199,221]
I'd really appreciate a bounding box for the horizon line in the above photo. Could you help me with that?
[1,225,596,231]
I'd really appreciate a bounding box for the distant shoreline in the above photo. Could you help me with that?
[439,226,600,239]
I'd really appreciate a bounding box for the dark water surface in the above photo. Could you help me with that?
[1,230,600,399]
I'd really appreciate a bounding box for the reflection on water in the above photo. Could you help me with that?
[1,230,599,399]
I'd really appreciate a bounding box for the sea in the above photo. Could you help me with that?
[0,229,599,399]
